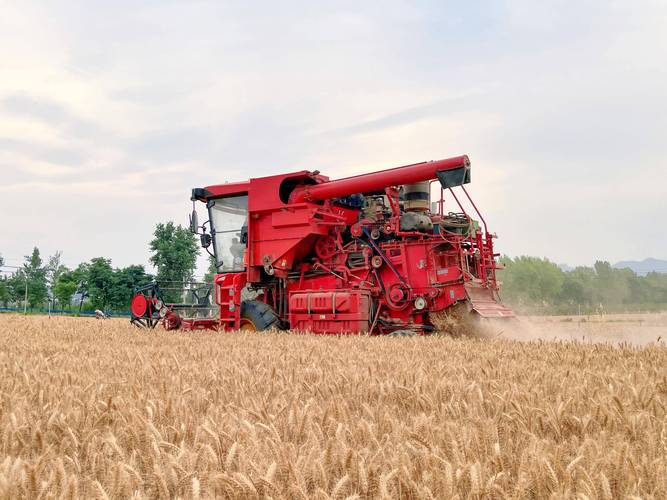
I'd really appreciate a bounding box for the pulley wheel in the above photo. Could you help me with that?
[315,235,338,260]
[387,283,409,309]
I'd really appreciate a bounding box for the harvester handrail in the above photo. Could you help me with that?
[459,185,488,235]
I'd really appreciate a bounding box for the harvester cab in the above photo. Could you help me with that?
[131,155,514,334]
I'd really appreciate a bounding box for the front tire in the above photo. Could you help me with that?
[388,329,417,337]
[239,300,280,331]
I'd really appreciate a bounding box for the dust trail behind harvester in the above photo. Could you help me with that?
[445,313,667,346]
[430,306,667,346]
[431,307,500,340]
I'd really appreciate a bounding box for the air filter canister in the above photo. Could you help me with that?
[403,181,430,212]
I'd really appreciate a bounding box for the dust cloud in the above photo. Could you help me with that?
[476,313,667,347]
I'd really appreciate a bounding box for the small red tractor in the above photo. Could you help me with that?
[130,155,514,334]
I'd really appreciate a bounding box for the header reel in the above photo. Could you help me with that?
[130,281,218,331]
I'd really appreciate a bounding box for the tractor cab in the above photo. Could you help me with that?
[190,182,251,274]
[207,195,248,272]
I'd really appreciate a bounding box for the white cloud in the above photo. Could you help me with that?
[0,0,665,271]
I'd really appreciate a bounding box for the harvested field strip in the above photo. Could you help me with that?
[0,315,666,498]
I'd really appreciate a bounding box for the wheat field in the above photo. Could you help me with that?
[0,315,666,499]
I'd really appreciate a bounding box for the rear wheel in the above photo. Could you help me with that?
[239,300,280,332]
[388,329,417,337]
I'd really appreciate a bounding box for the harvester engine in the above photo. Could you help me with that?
[131,155,514,334]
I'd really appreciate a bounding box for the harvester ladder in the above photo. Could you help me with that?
[215,272,247,331]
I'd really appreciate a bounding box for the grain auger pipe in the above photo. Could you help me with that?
[289,155,471,203]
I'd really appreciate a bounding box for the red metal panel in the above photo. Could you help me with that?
[290,291,356,313]
[248,205,327,273]
[272,210,312,227]
[248,171,329,212]
[204,181,250,198]
[289,289,371,334]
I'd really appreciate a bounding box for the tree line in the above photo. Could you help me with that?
[0,222,200,314]
[498,256,667,315]
[2,227,665,315]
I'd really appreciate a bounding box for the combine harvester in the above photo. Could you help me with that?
[130,155,514,334]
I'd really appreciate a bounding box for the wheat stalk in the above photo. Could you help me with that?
[0,315,664,498]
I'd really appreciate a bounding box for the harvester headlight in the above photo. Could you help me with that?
[414,297,427,310]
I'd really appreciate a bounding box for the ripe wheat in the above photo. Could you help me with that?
[0,315,665,498]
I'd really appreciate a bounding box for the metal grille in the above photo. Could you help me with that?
[157,281,218,319]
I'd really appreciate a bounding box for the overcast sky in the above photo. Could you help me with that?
[1,0,665,274]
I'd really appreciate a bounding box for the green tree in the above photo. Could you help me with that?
[88,258,114,310]
[72,263,90,312]
[644,272,667,304]
[54,270,77,310]
[0,276,9,307]
[626,272,648,305]
[109,265,152,311]
[568,266,597,305]
[498,255,667,314]
[45,252,67,308]
[499,256,564,309]
[23,247,47,309]
[558,276,585,305]
[150,222,199,302]
[203,254,218,284]
[7,271,24,305]
[0,254,7,307]
[593,261,630,306]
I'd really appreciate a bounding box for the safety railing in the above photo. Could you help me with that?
[156,281,219,319]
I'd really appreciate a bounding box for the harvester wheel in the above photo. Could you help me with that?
[240,300,280,332]
[388,329,416,337]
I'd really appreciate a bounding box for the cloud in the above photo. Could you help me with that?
[0,137,85,168]
[0,0,665,271]
[2,95,74,124]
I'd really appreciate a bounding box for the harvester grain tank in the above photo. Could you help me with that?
[130,155,514,333]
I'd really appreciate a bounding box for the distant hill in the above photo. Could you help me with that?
[612,258,667,276]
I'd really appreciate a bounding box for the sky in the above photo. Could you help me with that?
[1,0,665,275]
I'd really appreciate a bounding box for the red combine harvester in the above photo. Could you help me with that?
[130,155,514,334]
